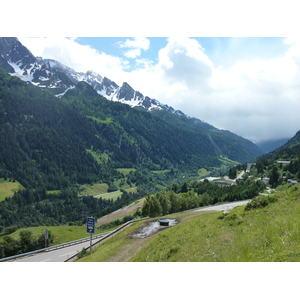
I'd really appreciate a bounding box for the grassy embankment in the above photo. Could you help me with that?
[6,225,110,246]
[0,178,25,202]
[76,183,300,262]
[2,196,145,248]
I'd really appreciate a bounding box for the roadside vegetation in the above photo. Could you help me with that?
[0,223,117,259]
[76,183,300,262]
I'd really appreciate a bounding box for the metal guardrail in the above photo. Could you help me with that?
[0,231,112,262]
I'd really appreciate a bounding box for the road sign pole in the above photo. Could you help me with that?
[90,232,92,251]
[86,217,95,252]
[45,228,49,248]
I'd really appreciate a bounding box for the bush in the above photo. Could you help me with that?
[225,213,238,221]
[244,195,278,211]
[0,225,19,236]
[77,247,88,259]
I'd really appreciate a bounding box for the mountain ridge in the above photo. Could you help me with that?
[0,38,235,126]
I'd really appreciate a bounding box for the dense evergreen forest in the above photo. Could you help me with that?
[0,67,233,192]
[0,68,122,190]
[0,187,143,230]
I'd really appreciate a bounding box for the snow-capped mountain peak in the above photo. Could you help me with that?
[0,37,187,115]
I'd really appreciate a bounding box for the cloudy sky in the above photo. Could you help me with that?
[3,0,300,144]
[17,36,300,143]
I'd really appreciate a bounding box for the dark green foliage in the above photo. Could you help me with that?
[150,110,262,162]
[253,131,300,186]
[0,225,19,236]
[0,187,142,229]
[97,214,136,230]
[269,166,280,187]
[0,67,121,189]
[77,247,88,259]
[141,177,266,217]
[244,195,278,211]
[228,167,237,179]
[0,229,55,258]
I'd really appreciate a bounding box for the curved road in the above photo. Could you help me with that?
[11,200,250,262]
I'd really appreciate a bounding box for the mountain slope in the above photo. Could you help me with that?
[261,130,300,161]
[0,68,222,190]
[0,37,262,161]
[0,67,122,189]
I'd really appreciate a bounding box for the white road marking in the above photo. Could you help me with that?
[60,251,76,257]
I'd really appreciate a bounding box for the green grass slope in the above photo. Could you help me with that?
[0,178,24,201]
[76,183,300,262]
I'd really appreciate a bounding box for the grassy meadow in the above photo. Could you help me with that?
[76,183,300,262]
[0,178,24,202]
[80,183,109,196]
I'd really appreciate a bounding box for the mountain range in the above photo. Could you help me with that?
[0,37,184,115]
[0,37,267,191]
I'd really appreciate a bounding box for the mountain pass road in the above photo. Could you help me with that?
[13,234,107,262]
[196,200,250,212]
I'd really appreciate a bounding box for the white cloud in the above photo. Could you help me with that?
[127,37,300,142]
[118,37,150,59]
[124,48,141,59]
[157,37,214,90]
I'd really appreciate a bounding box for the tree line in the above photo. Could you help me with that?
[0,187,143,231]
[142,177,266,217]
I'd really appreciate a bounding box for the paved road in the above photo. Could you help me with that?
[195,200,250,212]
[13,234,107,262]
[235,171,245,181]
[12,200,250,262]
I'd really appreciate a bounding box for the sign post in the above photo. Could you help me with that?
[86,217,95,251]
[45,228,49,248]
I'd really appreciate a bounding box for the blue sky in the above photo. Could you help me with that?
[73,37,287,71]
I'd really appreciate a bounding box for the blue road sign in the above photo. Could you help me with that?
[86,217,95,234]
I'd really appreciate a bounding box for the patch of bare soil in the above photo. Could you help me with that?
[96,202,142,226]
[106,219,178,262]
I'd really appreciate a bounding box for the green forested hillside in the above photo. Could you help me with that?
[0,66,264,243]
[0,68,121,190]
[0,67,261,192]
[62,82,221,170]
[150,108,262,162]
[252,130,300,187]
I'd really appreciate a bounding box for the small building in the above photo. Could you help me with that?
[277,161,290,165]
[212,181,234,186]
[262,178,270,185]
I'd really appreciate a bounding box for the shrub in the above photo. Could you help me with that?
[244,195,278,211]
[225,213,238,221]
[77,247,88,259]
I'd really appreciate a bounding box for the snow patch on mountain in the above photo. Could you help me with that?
[8,61,34,82]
